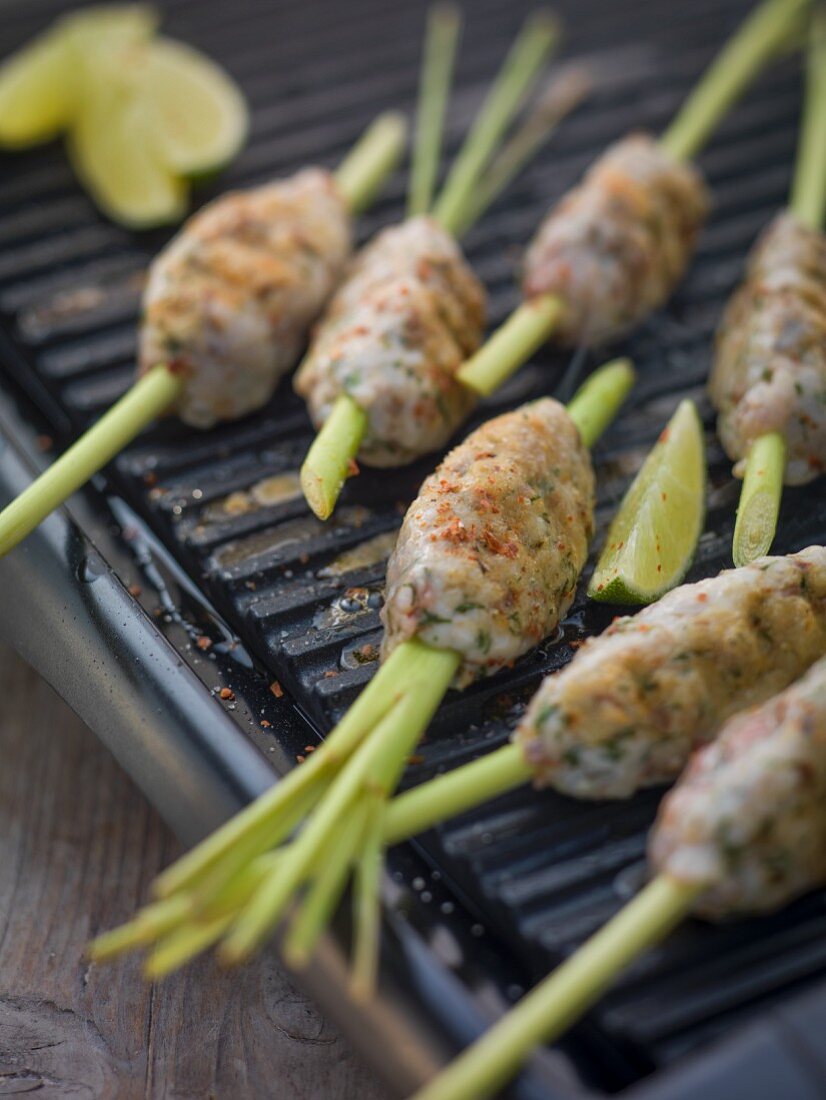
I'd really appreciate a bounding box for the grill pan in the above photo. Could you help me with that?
[2,0,826,1096]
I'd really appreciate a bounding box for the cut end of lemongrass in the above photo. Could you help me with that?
[457,294,562,397]
[732,432,785,568]
[732,489,779,567]
[301,395,368,520]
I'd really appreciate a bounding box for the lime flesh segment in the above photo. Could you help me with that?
[142,37,249,178]
[69,93,187,229]
[589,399,706,605]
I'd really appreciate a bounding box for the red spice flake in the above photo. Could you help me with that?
[441,517,470,543]
[219,687,235,701]
[697,592,708,602]
[270,680,284,698]
[480,529,518,558]
[347,458,360,477]
[260,719,272,728]
[196,635,212,651]
[658,427,670,443]
[128,584,142,598]
[323,668,340,679]
[36,434,53,452]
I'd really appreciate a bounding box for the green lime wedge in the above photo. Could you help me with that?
[69,92,187,229]
[0,6,156,148]
[588,398,706,605]
[141,37,248,178]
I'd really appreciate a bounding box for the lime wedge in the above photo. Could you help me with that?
[69,92,187,229]
[141,37,248,178]
[0,32,71,147]
[0,6,157,148]
[588,399,706,605]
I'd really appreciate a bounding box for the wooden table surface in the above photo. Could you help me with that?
[0,643,392,1099]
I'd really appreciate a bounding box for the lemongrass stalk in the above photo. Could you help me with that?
[0,364,181,558]
[145,854,283,977]
[350,800,385,1000]
[433,11,560,234]
[566,356,635,449]
[457,295,563,396]
[301,395,368,520]
[451,64,591,238]
[790,9,826,230]
[87,894,193,962]
[661,0,812,163]
[153,639,415,901]
[732,431,786,567]
[145,913,236,979]
[409,5,462,217]
[335,111,408,214]
[283,803,370,967]
[384,742,530,845]
[221,642,460,962]
[411,876,701,1100]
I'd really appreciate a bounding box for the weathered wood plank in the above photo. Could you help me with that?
[0,644,390,1099]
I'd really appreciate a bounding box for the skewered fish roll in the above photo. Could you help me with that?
[523,134,709,346]
[651,653,826,919]
[140,168,352,429]
[515,547,826,798]
[381,398,595,687]
[294,216,486,466]
[709,211,826,485]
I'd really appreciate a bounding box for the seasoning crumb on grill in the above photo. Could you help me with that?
[355,643,378,664]
[219,687,235,701]
[196,635,212,651]
[299,552,310,564]
[323,668,340,678]
[296,754,306,763]
[36,434,53,452]
[304,744,316,753]
[270,680,284,698]
[142,471,158,487]
[126,583,142,597]
[245,580,257,590]
[408,754,425,765]
[260,719,272,728]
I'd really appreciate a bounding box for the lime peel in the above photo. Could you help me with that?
[588,398,706,605]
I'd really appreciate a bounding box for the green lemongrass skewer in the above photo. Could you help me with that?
[457,0,813,398]
[152,639,415,901]
[88,893,194,962]
[220,642,459,963]
[385,742,531,845]
[301,394,367,521]
[566,356,635,449]
[0,364,181,558]
[145,853,283,978]
[0,114,406,558]
[731,10,826,567]
[433,10,560,234]
[335,111,409,214]
[409,5,462,217]
[450,63,591,239]
[457,294,563,397]
[350,799,385,1000]
[790,9,826,230]
[411,877,701,1100]
[660,0,811,163]
[145,913,236,980]
[282,802,370,967]
[732,431,786,567]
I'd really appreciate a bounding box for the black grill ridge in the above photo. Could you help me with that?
[2,0,826,1091]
